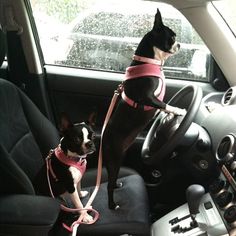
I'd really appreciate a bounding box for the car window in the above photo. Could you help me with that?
[30,0,210,82]
[74,13,126,37]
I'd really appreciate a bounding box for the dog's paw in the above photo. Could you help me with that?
[79,190,89,198]
[174,107,187,116]
[81,212,94,223]
[109,202,120,210]
[165,105,187,116]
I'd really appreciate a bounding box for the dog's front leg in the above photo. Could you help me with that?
[70,188,83,210]
[69,167,93,223]
[145,92,186,116]
[164,104,186,116]
[70,188,93,223]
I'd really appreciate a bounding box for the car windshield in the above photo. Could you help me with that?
[212,0,236,36]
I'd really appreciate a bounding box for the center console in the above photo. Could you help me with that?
[151,135,236,236]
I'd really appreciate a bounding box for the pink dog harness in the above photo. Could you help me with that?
[122,60,165,111]
[54,146,87,176]
[46,147,99,233]
[47,146,87,182]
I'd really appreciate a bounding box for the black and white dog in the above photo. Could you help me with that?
[34,116,96,223]
[102,9,186,210]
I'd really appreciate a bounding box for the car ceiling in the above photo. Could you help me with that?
[150,0,217,9]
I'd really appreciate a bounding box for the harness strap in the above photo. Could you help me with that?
[121,92,154,111]
[122,63,165,110]
[47,155,58,182]
[125,63,163,80]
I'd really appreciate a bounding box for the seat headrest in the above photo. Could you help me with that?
[0,26,6,67]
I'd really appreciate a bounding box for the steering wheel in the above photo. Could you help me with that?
[142,84,202,166]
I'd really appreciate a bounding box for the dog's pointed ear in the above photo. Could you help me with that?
[87,110,97,127]
[153,8,164,32]
[59,112,73,135]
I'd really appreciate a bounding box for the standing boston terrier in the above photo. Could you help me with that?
[102,9,186,210]
[34,116,96,223]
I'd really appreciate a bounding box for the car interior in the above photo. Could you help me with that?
[1,0,236,235]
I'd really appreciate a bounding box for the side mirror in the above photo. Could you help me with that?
[189,49,209,78]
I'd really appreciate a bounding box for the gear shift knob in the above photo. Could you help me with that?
[186,184,205,217]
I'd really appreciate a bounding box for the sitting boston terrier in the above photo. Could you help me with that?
[34,116,96,223]
[102,9,186,210]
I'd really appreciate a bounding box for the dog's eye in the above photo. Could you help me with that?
[91,133,96,140]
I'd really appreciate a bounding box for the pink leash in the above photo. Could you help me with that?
[71,86,122,235]
[46,87,122,235]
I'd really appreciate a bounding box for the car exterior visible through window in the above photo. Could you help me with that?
[32,0,210,81]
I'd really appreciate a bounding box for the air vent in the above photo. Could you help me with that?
[216,135,235,163]
[222,87,236,105]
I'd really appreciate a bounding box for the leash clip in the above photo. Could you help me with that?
[115,83,124,95]
[46,149,54,160]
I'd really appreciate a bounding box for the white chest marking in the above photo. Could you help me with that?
[69,166,82,185]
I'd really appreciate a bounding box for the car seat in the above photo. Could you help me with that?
[0,28,150,236]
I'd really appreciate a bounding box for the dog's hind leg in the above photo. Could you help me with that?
[103,135,124,210]
[107,160,121,210]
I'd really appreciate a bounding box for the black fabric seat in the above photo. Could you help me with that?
[0,78,150,236]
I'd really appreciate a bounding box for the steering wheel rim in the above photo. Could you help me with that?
[142,84,202,166]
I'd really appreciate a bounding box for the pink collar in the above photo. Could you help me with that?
[54,146,87,174]
[133,55,163,66]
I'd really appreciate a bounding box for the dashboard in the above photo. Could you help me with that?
[209,165,236,234]
[151,86,236,235]
[209,128,236,234]
[202,86,236,234]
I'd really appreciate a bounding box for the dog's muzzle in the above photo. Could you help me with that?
[169,42,180,54]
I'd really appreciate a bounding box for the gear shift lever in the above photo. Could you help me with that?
[169,185,205,234]
[186,184,205,224]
